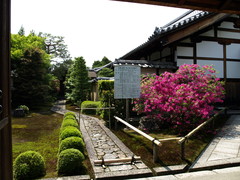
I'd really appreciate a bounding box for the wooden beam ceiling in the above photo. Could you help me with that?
[112,0,240,14]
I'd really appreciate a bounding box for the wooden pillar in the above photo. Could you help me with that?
[193,43,197,64]
[223,44,227,82]
[0,0,13,179]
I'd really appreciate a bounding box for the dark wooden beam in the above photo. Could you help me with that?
[0,0,12,179]
[219,0,232,10]
[197,36,240,44]
[112,0,240,14]
[178,0,186,5]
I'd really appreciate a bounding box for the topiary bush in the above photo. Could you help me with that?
[64,115,76,121]
[64,112,76,118]
[13,151,46,180]
[57,148,85,176]
[59,126,82,141]
[18,105,29,115]
[61,119,79,130]
[81,101,101,115]
[59,136,85,153]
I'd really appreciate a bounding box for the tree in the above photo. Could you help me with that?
[51,59,73,96]
[11,32,54,107]
[133,64,225,134]
[66,57,90,104]
[39,33,70,61]
[92,56,113,77]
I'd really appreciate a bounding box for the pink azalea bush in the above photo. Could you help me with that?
[133,64,225,134]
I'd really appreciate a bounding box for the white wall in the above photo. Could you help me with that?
[227,61,240,78]
[227,43,240,59]
[200,29,214,37]
[197,41,223,58]
[177,59,193,67]
[177,46,193,56]
[197,60,223,78]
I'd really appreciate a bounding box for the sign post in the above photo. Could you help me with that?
[114,65,141,121]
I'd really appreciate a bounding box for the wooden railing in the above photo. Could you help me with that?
[178,108,227,160]
[114,116,162,162]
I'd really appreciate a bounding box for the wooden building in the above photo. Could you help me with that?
[119,10,240,104]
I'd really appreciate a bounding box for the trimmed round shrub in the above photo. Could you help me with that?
[60,126,82,141]
[64,112,76,118]
[57,148,85,176]
[64,115,76,121]
[59,136,85,153]
[61,119,79,130]
[81,101,101,115]
[13,151,46,180]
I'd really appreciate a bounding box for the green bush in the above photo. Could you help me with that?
[60,126,82,141]
[81,101,100,115]
[13,151,46,180]
[64,112,76,118]
[18,105,29,115]
[57,148,85,176]
[59,137,85,153]
[64,115,76,121]
[61,119,79,130]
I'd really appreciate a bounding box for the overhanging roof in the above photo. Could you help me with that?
[112,0,240,14]
[120,10,229,59]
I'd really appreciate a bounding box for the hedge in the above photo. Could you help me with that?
[57,149,85,176]
[64,112,76,118]
[59,137,85,153]
[61,119,79,131]
[13,151,46,180]
[59,126,82,141]
[81,101,101,115]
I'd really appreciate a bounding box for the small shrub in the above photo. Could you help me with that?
[18,105,29,115]
[13,151,46,180]
[63,115,76,121]
[81,101,100,115]
[57,148,85,176]
[59,137,85,153]
[59,126,82,141]
[64,112,76,118]
[61,119,79,130]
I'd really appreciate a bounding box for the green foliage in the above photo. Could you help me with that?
[13,151,46,180]
[81,101,101,115]
[11,33,54,108]
[64,112,76,118]
[57,148,85,176]
[39,33,71,60]
[18,105,29,115]
[98,68,114,77]
[66,57,90,104]
[92,56,113,77]
[59,126,82,141]
[98,80,126,120]
[61,119,79,130]
[59,137,85,153]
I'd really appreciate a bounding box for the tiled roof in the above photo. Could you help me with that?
[113,59,177,69]
[120,10,212,59]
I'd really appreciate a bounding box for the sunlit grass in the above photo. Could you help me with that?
[12,111,63,178]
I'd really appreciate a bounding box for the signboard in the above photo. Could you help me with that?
[114,65,141,99]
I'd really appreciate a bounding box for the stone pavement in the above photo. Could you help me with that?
[191,113,240,171]
[51,100,152,179]
[128,166,240,180]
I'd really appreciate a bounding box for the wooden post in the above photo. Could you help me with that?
[126,99,129,122]
[181,141,185,160]
[0,0,12,179]
[153,143,159,163]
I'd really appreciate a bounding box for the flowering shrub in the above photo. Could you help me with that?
[133,64,225,134]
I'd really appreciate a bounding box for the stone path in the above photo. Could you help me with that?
[191,113,240,170]
[51,100,152,179]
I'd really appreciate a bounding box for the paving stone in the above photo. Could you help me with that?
[108,164,134,171]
